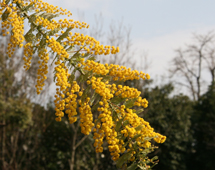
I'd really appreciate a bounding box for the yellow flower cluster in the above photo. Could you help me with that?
[87,75,166,162]
[86,75,163,162]
[106,107,166,162]
[93,123,105,153]
[134,97,149,108]
[12,0,71,17]
[33,0,72,16]
[0,2,25,57]
[106,129,121,161]
[85,78,122,160]
[0,0,120,100]
[35,17,87,31]
[115,85,141,99]
[65,82,80,124]
[35,49,49,94]
[109,66,150,81]
[79,97,94,135]
[93,107,121,161]
[66,33,117,56]
[48,38,70,60]
[82,60,150,81]
[92,102,166,162]
[54,81,80,122]
[83,60,110,75]
[54,63,73,121]
[0,0,167,167]
[23,43,33,70]
[82,70,157,161]
[48,38,71,115]
[123,108,166,144]
[90,77,113,99]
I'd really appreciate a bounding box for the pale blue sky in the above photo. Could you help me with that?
[43,0,215,94]
[44,0,215,63]
[45,0,215,38]
[110,0,215,39]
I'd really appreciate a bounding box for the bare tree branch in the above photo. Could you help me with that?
[169,31,215,100]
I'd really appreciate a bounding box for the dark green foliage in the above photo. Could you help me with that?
[142,84,193,170]
[190,82,215,170]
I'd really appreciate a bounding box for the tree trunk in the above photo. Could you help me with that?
[69,130,77,170]
[2,112,6,170]
[94,152,100,170]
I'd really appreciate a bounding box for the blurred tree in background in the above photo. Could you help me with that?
[169,32,215,101]
[142,84,193,170]
[189,82,215,170]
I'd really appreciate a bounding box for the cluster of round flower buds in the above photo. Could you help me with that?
[0,0,166,167]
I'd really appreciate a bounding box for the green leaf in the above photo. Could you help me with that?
[100,75,111,82]
[89,92,95,106]
[48,27,61,37]
[5,0,10,4]
[39,34,47,49]
[127,163,138,170]
[46,13,59,21]
[135,108,144,114]
[76,73,84,83]
[51,54,60,66]
[116,151,132,168]
[81,85,91,103]
[133,142,138,150]
[37,12,46,18]
[77,70,92,83]
[123,120,129,127]
[115,118,123,132]
[124,98,137,108]
[69,49,82,61]
[23,3,34,12]
[2,9,10,21]
[151,156,158,161]
[91,102,100,113]
[24,28,35,43]
[133,134,142,140]
[39,13,59,21]
[143,136,155,141]
[56,27,72,42]
[35,32,42,40]
[111,96,126,105]
[87,55,96,61]
[94,117,102,126]
[82,52,91,58]
[66,45,74,53]
[137,165,147,170]
[135,125,143,131]
[68,72,75,84]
